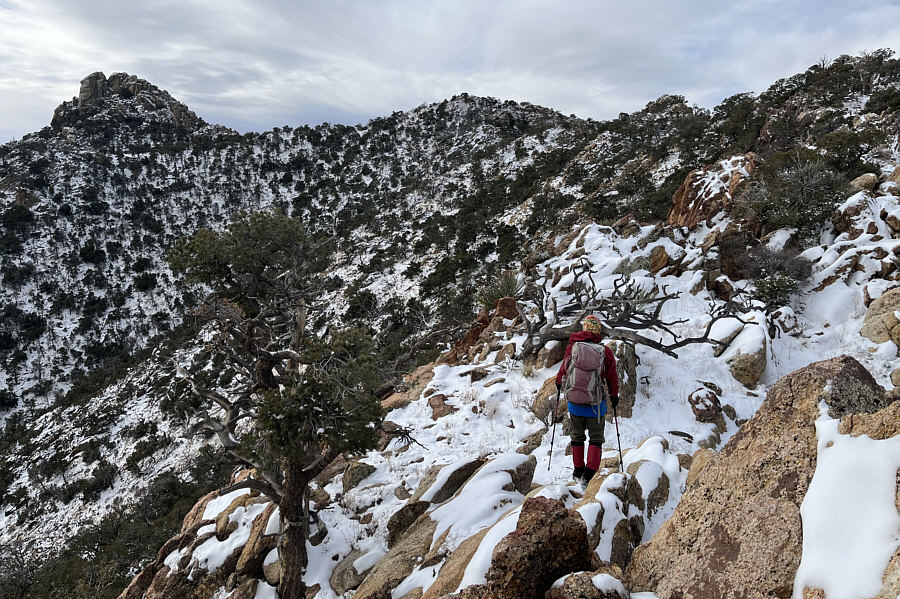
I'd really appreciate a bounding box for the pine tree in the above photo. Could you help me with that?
[168,210,383,598]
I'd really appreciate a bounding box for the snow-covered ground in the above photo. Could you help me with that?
[179,188,900,597]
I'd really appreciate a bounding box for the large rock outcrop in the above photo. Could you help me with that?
[118,486,278,599]
[482,496,599,599]
[667,154,755,229]
[625,355,889,599]
[53,71,204,130]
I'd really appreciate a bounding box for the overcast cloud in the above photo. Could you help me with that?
[2,0,900,142]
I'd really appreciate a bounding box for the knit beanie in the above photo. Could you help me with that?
[582,315,603,335]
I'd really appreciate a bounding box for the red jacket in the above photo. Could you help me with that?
[555,331,619,397]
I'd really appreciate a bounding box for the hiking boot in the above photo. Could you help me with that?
[581,467,597,486]
[572,466,585,481]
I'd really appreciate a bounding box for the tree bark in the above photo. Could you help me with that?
[278,458,309,599]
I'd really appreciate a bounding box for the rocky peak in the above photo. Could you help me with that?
[52,70,204,131]
[77,71,109,107]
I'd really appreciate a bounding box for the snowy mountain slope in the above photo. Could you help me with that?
[0,73,599,410]
[119,181,900,598]
[4,52,900,413]
[3,51,900,597]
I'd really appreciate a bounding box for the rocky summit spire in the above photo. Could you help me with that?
[52,70,204,131]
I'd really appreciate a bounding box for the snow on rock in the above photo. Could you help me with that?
[203,489,252,520]
[351,453,536,599]
[625,355,890,599]
[791,403,900,599]
[592,573,628,595]
[860,286,900,346]
[110,153,900,598]
[721,315,769,388]
[192,501,269,573]
[430,453,535,549]
[545,568,629,599]
[668,154,754,229]
[709,316,746,356]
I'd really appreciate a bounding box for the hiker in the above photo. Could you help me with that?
[555,315,619,485]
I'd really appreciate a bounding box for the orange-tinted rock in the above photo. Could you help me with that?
[439,309,492,365]
[494,297,519,320]
[667,154,755,230]
[625,356,888,599]
[428,394,457,420]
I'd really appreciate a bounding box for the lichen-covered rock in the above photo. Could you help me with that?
[493,343,517,364]
[625,355,888,599]
[236,502,277,577]
[355,515,438,599]
[869,549,900,599]
[331,549,372,595]
[229,579,258,599]
[723,323,767,387]
[410,458,487,504]
[850,172,880,192]
[609,515,644,572]
[388,501,430,548]
[383,363,436,411]
[860,287,900,345]
[507,455,537,495]
[179,489,219,534]
[839,400,900,440]
[626,461,669,517]
[532,376,562,424]
[343,461,377,493]
[215,493,267,540]
[263,551,281,586]
[603,472,645,514]
[545,564,629,599]
[686,447,717,488]
[429,394,458,420]
[517,427,547,455]
[422,528,491,599]
[536,340,566,369]
[482,497,599,599]
[648,245,670,274]
[709,317,745,357]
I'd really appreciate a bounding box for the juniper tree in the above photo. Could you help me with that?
[168,210,383,599]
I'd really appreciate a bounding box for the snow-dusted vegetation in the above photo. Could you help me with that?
[1,51,899,598]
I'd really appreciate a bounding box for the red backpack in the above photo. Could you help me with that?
[562,342,608,407]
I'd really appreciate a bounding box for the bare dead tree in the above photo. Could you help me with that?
[517,258,748,358]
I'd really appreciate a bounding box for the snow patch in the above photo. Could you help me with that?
[791,402,900,599]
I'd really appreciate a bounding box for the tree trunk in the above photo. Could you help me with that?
[278,458,309,599]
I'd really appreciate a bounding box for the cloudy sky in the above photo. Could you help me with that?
[2,0,900,142]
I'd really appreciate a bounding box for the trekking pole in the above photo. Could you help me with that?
[548,388,560,471]
[613,404,624,473]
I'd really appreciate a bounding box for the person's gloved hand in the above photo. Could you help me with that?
[610,396,619,409]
